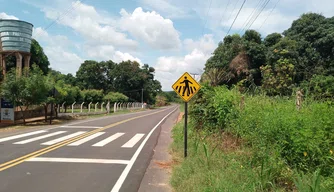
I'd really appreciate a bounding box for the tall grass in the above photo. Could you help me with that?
[171,85,334,191]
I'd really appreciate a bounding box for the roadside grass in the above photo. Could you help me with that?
[170,120,288,192]
[170,87,334,192]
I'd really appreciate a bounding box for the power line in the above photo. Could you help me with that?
[258,0,280,30]
[226,0,241,27]
[218,0,231,28]
[243,0,266,31]
[238,0,264,34]
[201,0,213,36]
[226,0,247,36]
[246,0,271,30]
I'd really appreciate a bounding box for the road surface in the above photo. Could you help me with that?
[0,106,178,192]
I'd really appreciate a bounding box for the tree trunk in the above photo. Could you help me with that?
[55,105,58,118]
[65,105,67,113]
[19,105,27,125]
[44,104,48,122]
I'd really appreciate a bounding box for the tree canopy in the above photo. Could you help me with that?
[203,12,334,98]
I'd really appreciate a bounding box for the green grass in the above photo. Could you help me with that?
[170,88,334,192]
[170,120,288,192]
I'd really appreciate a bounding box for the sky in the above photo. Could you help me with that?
[1,0,333,91]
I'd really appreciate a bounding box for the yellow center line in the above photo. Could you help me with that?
[0,108,170,172]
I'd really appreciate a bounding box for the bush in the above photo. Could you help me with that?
[189,85,240,131]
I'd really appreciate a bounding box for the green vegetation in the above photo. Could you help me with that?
[171,13,334,192]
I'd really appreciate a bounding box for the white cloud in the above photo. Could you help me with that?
[45,46,84,74]
[113,51,142,65]
[86,45,142,65]
[32,27,84,74]
[0,12,19,20]
[155,34,216,90]
[120,7,181,50]
[183,34,216,55]
[140,0,191,19]
[42,1,138,50]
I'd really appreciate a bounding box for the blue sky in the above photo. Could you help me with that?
[1,0,333,90]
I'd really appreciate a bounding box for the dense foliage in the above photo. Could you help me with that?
[204,13,334,98]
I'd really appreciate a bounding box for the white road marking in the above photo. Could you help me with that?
[111,107,178,192]
[121,134,145,148]
[68,132,105,146]
[60,125,103,129]
[14,131,67,144]
[92,133,124,147]
[41,131,86,145]
[0,130,47,143]
[26,157,130,165]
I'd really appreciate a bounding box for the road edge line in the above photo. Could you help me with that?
[110,106,178,192]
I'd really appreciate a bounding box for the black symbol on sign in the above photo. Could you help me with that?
[175,76,197,97]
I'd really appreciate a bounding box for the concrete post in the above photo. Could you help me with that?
[101,102,105,112]
[95,102,99,112]
[80,102,85,113]
[71,102,76,114]
[15,52,22,77]
[88,102,92,112]
[62,102,66,113]
[114,102,117,113]
[107,101,110,114]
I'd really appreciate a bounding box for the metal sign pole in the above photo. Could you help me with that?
[184,102,188,158]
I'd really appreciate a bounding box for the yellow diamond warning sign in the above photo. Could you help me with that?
[172,72,201,102]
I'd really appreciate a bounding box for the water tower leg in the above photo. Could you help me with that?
[24,55,30,75]
[15,53,22,77]
[0,54,6,78]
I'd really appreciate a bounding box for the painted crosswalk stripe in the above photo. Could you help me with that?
[0,130,47,143]
[68,132,105,146]
[26,157,130,165]
[41,131,86,145]
[92,132,124,147]
[14,131,67,144]
[60,126,103,129]
[121,134,145,148]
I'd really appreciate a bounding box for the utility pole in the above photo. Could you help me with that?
[141,88,144,106]
[190,73,200,81]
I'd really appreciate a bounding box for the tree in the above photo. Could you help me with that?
[104,92,128,103]
[1,65,49,124]
[76,60,108,90]
[261,58,296,96]
[81,89,104,104]
[54,80,81,112]
[30,39,50,74]
[264,33,283,47]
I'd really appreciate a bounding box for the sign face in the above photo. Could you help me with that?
[172,72,201,102]
[1,98,14,123]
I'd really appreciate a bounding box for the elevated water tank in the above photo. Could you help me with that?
[0,19,33,53]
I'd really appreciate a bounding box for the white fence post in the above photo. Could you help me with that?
[88,102,92,112]
[107,101,110,114]
[71,102,76,114]
[95,102,99,112]
[114,102,117,113]
[80,102,85,113]
[101,102,105,112]
[62,102,66,113]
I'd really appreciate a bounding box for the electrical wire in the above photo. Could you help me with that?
[201,0,213,36]
[238,0,264,34]
[246,0,271,30]
[226,0,247,36]
[258,0,280,30]
[218,0,231,29]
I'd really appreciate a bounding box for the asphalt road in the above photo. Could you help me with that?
[0,105,178,192]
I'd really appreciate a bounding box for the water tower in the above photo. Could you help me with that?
[0,19,33,77]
